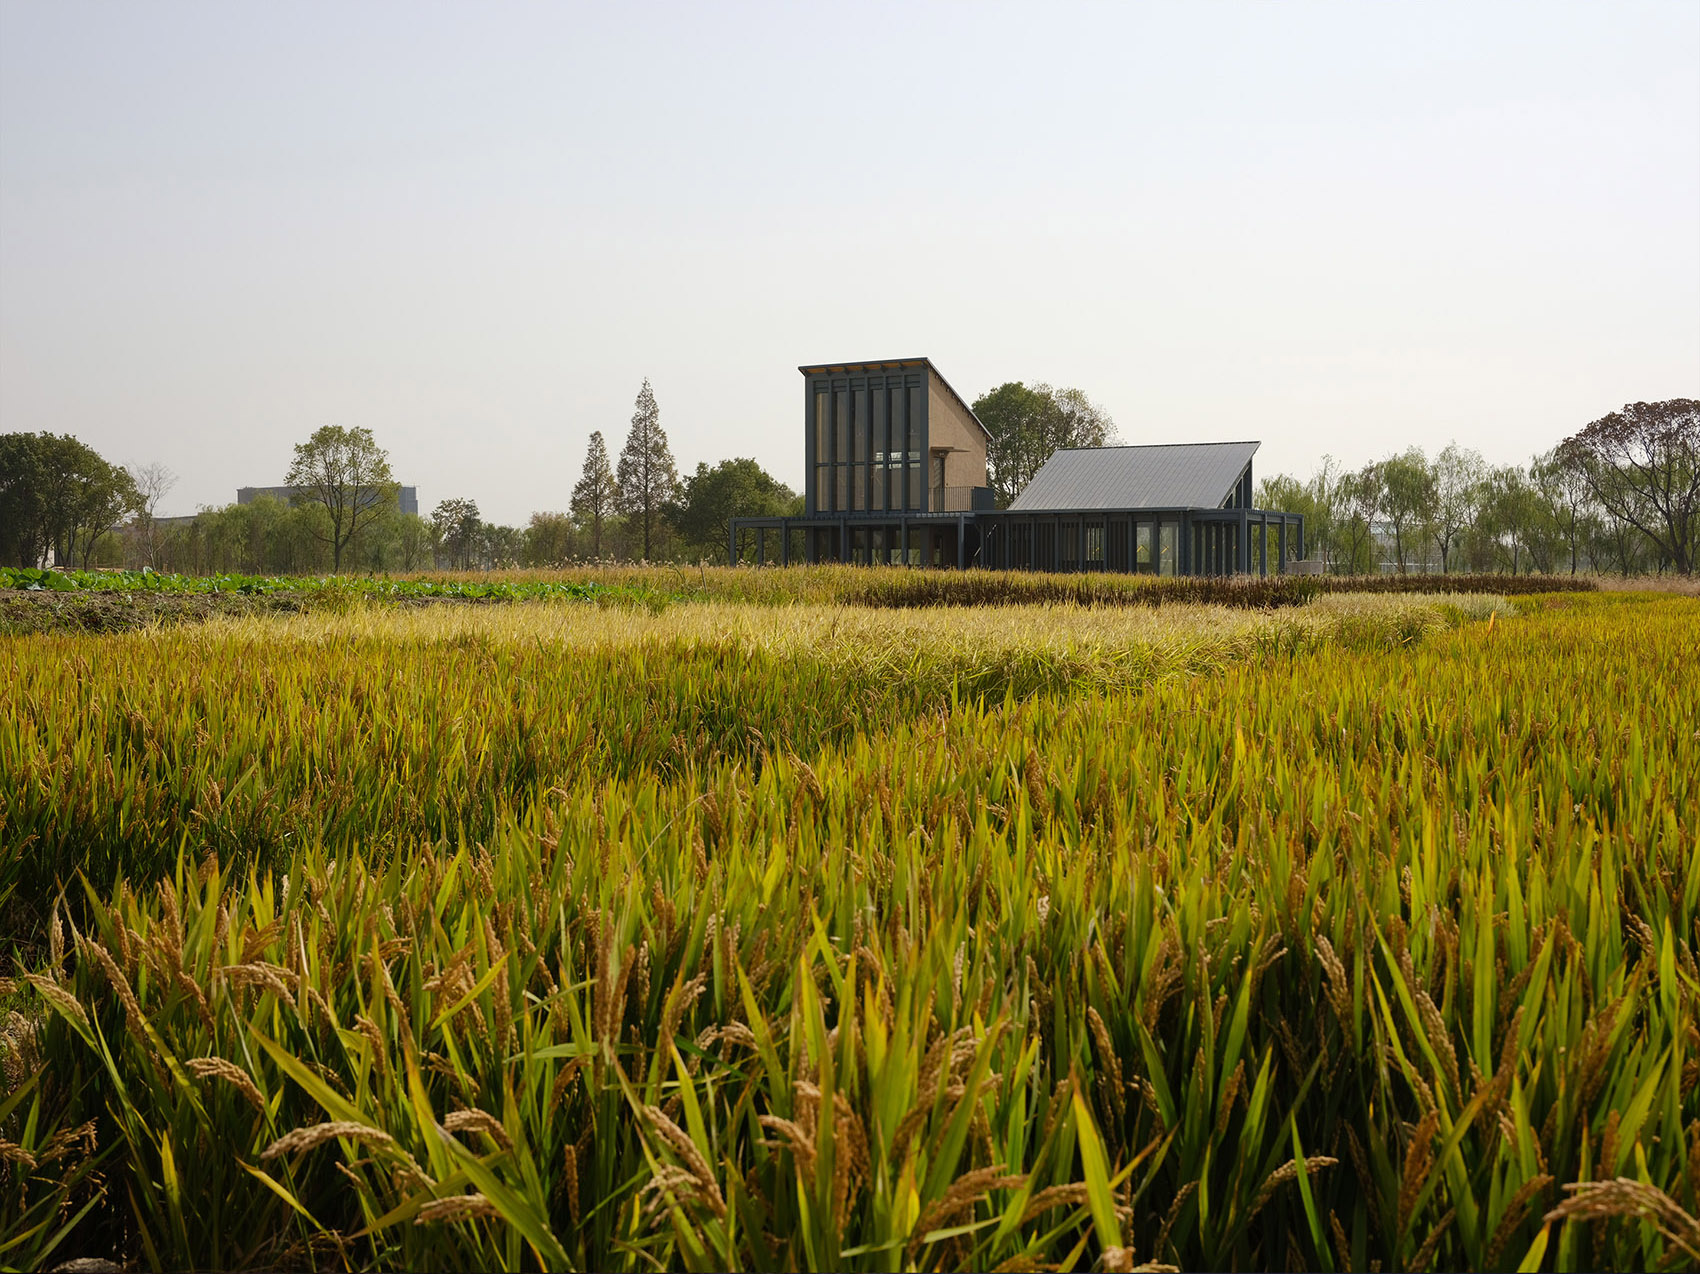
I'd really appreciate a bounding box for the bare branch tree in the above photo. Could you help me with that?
[128,461,178,568]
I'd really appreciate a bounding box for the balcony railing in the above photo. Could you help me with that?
[929,485,994,512]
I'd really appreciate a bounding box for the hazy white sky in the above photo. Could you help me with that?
[2,1,1696,524]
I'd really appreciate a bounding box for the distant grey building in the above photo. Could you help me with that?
[238,485,418,517]
[730,357,1303,575]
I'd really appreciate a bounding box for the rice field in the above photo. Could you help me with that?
[0,570,1695,1272]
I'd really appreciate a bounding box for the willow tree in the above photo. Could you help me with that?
[1557,399,1699,574]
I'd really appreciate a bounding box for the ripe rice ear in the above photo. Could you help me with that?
[260,1122,396,1159]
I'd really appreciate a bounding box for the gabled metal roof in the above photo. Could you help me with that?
[798,357,993,441]
[1009,441,1259,511]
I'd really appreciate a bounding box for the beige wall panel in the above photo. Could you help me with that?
[927,372,989,488]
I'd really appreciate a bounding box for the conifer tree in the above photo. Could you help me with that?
[570,430,618,559]
[614,379,679,560]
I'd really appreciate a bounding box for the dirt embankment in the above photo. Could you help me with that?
[0,588,312,635]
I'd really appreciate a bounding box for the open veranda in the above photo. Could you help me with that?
[1,567,1696,1273]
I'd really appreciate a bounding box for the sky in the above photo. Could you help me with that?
[2,1,1697,525]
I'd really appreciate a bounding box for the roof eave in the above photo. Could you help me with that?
[799,357,993,442]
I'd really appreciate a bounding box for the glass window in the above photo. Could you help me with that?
[1159,523,1177,576]
[853,391,869,463]
[835,465,848,511]
[814,391,829,461]
[835,392,849,466]
[1136,522,1153,573]
[1086,524,1104,565]
[851,465,866,511]
[815,466,830,511]
[908,459,922,510]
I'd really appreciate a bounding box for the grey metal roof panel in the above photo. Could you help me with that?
[1008,441,1260,511]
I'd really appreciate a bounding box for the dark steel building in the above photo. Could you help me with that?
[731,358,1302,575]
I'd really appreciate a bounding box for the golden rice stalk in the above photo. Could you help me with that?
[563,1144,580,1228]
[186,1057,264,1110]
[644,1105,725,1218]
[640,1165,712,1224]
[48,904,64,978]
[1415,989,1461,1100]
[222,962,297,1000]
[1019,1182,1090,1226]
[353,1015,390,1083]
[1409,1206,1455,1272]
[695,1021,757,1055]
[1087,1006,1125,1125]
[758,1114,816,1181]
[1251,1156,1339,1221]
[908,1166,1027,1261]
[1213,1059,1246,1142]
[261,1121,396,1159]
[1399,1109,1441,1232]
[168,965,215,1033]
[1544,1178,1700,1263]
[156,879,183,969]
[392,1165,434,1194]
[658,973,707,1053]
[83,942,145,1039]
[1314,935,1350,1026]
[1483,1174,1553,1269]
[24,973,89,1032]
[37,1121,97,1167]
[0,1141,37,1169]
[1154,1179,1197,1260]
[1329,1208,1351,1274]
[367,945,408,1022]
[443,1109,513,1153]
[415,1193,502,1225]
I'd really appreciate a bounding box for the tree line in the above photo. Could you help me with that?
[1,381,798,573]
[1256,399,1698,575]
[432,379,799,569]
[6,387,1693,576]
